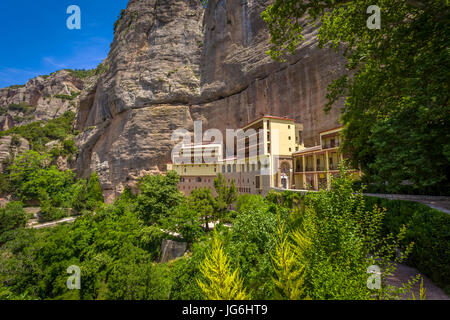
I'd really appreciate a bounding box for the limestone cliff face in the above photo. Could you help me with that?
[76,0,203,201]
[0,70,85,129]
[195,0,345,146]
[75,0,346,201]
[0,136,30,172]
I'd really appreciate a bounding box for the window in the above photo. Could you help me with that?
[227,164,231,173]
[233,164,236,172]
[196,177,202,182]
[288,136,291,140]
[288,125,291,129]
[252,164,256,171]
[296,147,299,151]
[256,176,261,189]
[289,148,292,152]
[222,165,226,173]
[258,161,262,170]
[247,163,250,172]
[242,164,245,172]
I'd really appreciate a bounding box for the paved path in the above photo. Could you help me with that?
[386,263,449,300]
[30,216,78,229]
[365,193,450,214]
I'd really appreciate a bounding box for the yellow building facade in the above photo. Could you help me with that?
[167,117,361,195]
[293,127,361,190]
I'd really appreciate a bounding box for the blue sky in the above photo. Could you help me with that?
[0,0,128,88]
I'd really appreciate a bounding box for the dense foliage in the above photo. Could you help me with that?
[365,196,450,294]
[0,168,447,300]
[0,202,28,234]
[0,111,77,153]
[262,0,449,194]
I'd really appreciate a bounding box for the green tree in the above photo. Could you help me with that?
[8,151,75,205]
[86,172,104,209]
[136,171,184,225]
[226,197,277,299]
[38,189,66,222]
[0,202,28,234]
[300,168,417,299]
[213,173,238,219]
[70,179,89,213]
[0,173,12,196]
[262,0,450,194]
[0,111,76,152]
[163,202,204,244]
[197,232,250,300]
[271,219,308,300]
[107,252,171,300]
[188,188,216,232]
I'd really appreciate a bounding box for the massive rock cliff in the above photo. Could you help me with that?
[75,0,203,201]
[71,0,347,201]
[194,0,345,145]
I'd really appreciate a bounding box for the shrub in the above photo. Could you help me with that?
[0,202,28,233]
[38,190,67,222]
[9,151,75,205]
[300,169,417,300]
[163,202,204,244]
[365,196,450,294]
[225,198,277,299]
[197,232,250,300]
[0,111,76,152]
[170,242,209,300]
[136,171,183,225]
[106,254,171,300]
[0,173,12,195]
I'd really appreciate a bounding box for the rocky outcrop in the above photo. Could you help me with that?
[160,239,187,263]
[0,70,87,127]
[73,0,347,200]
[75,0,203,201]
[77,0,204,129]
[0,135,30,172]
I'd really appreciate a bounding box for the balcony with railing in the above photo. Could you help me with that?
[322,137,341,150]
[295,163,304,173]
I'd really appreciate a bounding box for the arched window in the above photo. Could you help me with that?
[222,165,226,173]
[227,164,231,173]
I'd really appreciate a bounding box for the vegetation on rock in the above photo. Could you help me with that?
[262,0,449,195]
